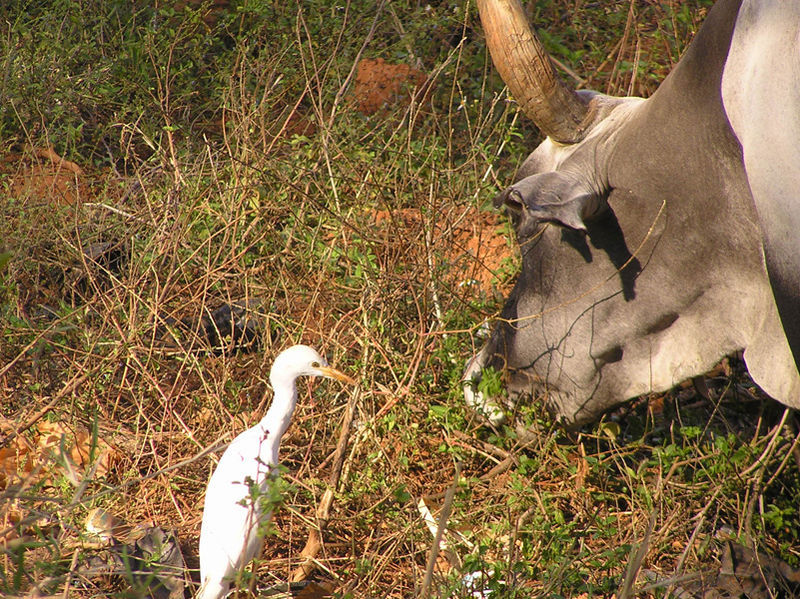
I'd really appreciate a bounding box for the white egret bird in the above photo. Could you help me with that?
[197,344,354,599]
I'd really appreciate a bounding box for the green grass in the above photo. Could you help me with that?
[2,0,798,597]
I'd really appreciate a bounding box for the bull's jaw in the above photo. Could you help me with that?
[463,355,610,430]
[464,345,565,427]
[462,347,507,425]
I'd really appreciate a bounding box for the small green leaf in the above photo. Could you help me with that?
[393,485,411,504]
[429,405,449,418]
[598,421,620,441]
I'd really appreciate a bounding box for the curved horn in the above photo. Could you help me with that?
[477,0,591,144]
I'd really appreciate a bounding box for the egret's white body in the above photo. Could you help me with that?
[197,345,353,599]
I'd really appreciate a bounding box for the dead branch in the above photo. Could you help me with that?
[290,387,360,583]
[418,461,461,598]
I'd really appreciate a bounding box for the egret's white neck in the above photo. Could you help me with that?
[261,373,299,444]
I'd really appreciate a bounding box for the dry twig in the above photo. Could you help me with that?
[290,387,360,582]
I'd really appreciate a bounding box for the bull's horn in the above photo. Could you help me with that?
[477,0,591,144]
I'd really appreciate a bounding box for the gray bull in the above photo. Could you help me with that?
[463,0,800,426]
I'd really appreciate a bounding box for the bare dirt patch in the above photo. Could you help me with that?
[373,205,514,299]
[352,58,431,115]
[2,147,89,205]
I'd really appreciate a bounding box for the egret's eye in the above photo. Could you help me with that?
[311,361,321,368]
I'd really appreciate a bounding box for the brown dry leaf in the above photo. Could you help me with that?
[0,436,35,488]
[69,429,118,477]
[295,581,335,599]
[648,394,665,415]
[195,406,215,426]
[0,498,55,545]
[0,422,120,489]
[0,503,25,544]
[573,454,589,492]
[435,552,453,574]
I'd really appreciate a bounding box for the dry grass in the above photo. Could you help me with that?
[1,1,799,598]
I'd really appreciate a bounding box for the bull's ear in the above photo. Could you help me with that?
[494,172,596,232]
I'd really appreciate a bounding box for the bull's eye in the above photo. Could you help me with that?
[311,361,321,368]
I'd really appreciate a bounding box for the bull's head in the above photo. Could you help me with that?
[463,0,800,427]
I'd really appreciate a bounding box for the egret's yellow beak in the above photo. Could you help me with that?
[318,366,355,385]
